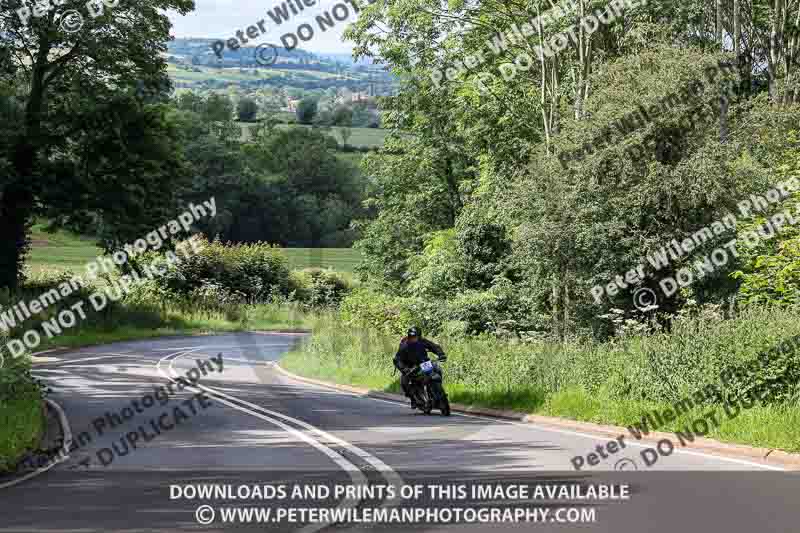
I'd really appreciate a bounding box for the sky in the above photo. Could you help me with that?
[167,0,356,54]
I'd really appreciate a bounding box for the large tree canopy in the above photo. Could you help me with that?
[345,0,800,338]
[0,0,194,288]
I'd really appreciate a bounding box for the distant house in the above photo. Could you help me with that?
[352,92,370,103]
[286,98,300,113]
[334,89,353,106]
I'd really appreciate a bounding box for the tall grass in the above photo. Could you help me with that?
[282,306,800,452]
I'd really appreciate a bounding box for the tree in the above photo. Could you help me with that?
[332,105,353,146]
[296,98,318,125]
[237,97,258,122]
[204,93,234,122]
[351,103,373,127]
[176,91,205,114]
[338,126,353,147]
[230,127,363,246]
[0,0,193,288]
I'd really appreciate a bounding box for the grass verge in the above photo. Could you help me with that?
[0,359,45,473]
[281,311,800,454]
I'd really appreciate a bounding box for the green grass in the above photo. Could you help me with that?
[281,310,800,454]
[27,222,103,276]
[0,359,45,473]
[28,225,362,275]
[281,248,361,273]
[238,122,391,148]
[167,64,344,84]
[0,394,44,473]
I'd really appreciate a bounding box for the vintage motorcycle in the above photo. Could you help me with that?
[407,359,451,416]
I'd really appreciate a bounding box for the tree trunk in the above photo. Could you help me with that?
[733,0,741,56]
[718,0,728,143]
[768,0,786,102]
[719,92,729,142]
[0,183,34,290]
[0,35,52,289]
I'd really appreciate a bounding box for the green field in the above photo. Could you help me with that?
[28,224,361,275]
[28,223,104,275]
[167,64,346,84]
[239,122,391,148]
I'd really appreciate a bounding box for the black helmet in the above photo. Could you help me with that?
[407,326,421,337]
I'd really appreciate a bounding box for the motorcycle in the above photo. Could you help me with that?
[407,359,451,416]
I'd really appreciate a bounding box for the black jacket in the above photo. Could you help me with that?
[393,337,444,371]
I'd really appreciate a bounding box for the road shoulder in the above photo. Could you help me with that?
[272,362,800,471]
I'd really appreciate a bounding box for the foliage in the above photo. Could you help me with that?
[732,132,800,307]
[296,98,318,125]
[285,303,800,449]
[0,0,194,288]
[204,93,234,122]
[339,287,431,335]
[154,237,292,303]
[353,134,470,286]
[176,118,365,247]
[237,97,258,122]
[0,354,45,473]
[291,268,353,308]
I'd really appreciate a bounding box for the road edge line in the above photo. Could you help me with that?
[272,363,800,471]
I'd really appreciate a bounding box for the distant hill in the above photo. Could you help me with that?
[166,38,399,95]
[168,38,316,66]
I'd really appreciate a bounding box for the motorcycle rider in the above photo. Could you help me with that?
[393,326,446,409]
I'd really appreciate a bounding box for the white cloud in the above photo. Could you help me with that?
[167,0,356,54]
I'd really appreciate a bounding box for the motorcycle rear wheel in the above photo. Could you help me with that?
[430,382,451,416]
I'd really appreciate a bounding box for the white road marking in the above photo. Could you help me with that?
[37,355,152,366]
[156,349,372,533]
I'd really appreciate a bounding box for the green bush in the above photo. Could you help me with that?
[339,287,433,335]
[0,270,115,344]
[157,237,291,303]
[291,268,352,308]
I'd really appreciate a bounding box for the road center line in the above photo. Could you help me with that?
[156,349,368,533]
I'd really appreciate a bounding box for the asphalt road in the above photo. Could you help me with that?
[1,333,798,532]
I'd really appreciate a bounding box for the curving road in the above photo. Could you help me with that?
[1,333,797,532]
